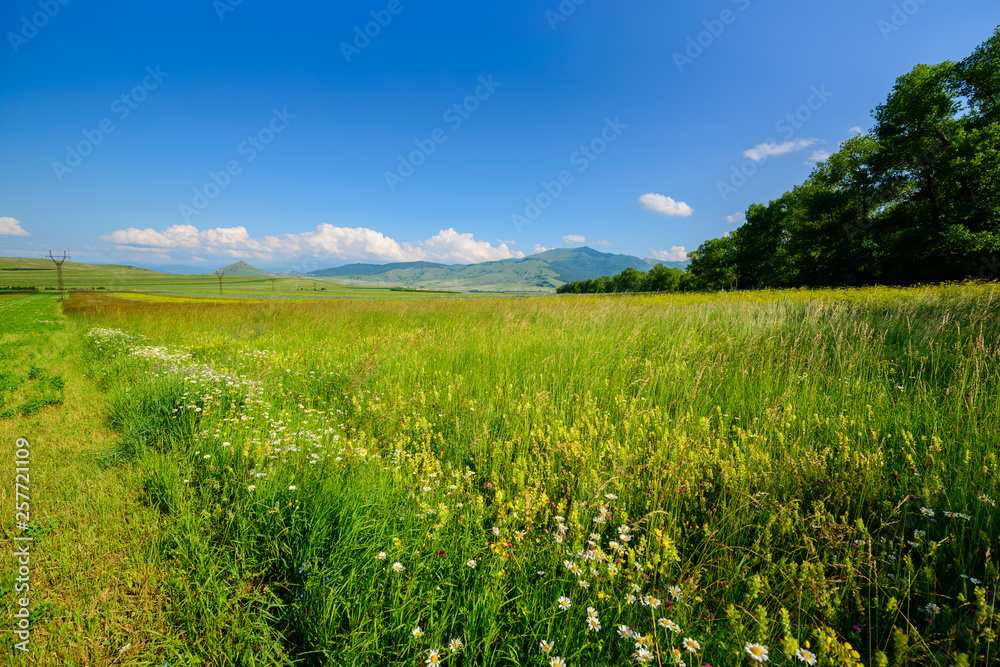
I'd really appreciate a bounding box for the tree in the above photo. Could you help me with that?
[687,236,737,291]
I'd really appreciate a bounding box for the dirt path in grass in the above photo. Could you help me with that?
[0,295,172,665]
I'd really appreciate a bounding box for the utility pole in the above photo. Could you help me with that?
[268,275,278,293]
[46,251,70,300]
[214,268,225,295]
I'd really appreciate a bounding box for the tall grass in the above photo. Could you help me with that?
[67,284,1000,666]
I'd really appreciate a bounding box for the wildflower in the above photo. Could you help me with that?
[625,594,636,605]
[467,559,477,568]
[586,606,598,618]
[247,485,256,491]
[924,602,941,615]
[913,530,926,539]
[605,493,618,500]
[794,647,818,665]
[579,580,591,589]
[919,507,934,517]
[203,454,211,459]
[617,624,632,638]
[550,658,566,667]
[683,637,700,652]
[376,551,387,560]
[634,647,654,664]
[515,530,525,542]
[412,626,424,638]
[979,494,996,506]
[425,648,442,665]
[392,562,405,572]
[668,585,683,600]
[557,596,571,610]
[670,647,686,667]
[586,615,602,632]
[607,564,618,575]
[630,582,642,593]
[288,485,297,491]
[565,560,582,575]
[540,640,554,654]
[745,643,769,662]
[492,526,500,536]
[661,618,681,633]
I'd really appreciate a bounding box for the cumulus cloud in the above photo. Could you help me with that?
[726,211,746,224]
[0,216,30,236]
[562,235,586,244]
[639,193,693,217]
[849,126,863,135]
[101,223,524,264]
[651,246,688,262]
[805,150,832,165]
[744,138,817,162]
[532,244,550,254]
[592,240,612,247]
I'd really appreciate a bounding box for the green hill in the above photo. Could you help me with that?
[217,261,271,277]
[308,247,675,292]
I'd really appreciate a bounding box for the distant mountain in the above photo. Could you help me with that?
[308,247,675,292]
[217,261,271,277]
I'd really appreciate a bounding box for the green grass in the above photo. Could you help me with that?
[0,293,173,665]
[8,284,1000,665]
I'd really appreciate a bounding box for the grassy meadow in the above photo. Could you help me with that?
[3,284,1000,665]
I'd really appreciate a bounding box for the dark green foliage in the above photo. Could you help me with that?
[556,263,689,293]
[687,27,1000,289]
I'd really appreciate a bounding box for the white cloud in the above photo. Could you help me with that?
[639,193,693,217]
[418,228,524,264]
[743,138,817,162]
[0,216,30,236]
[725,211,746,224]
[562,235,586,244]
[532,244,550,254]
[592,240,612,247]
[101,223,524,265]
[849,126,863,135]
[651,246,688,262]
[805,150,832,165]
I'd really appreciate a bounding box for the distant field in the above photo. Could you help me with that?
[0,257,465,299]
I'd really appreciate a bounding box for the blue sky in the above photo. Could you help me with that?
[1,0,996,270]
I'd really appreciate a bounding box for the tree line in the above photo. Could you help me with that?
[683,27,1000,290]
[555,264,690,293]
